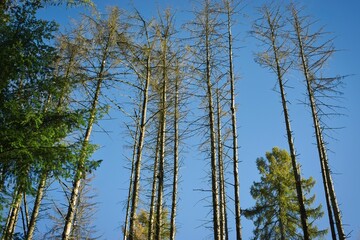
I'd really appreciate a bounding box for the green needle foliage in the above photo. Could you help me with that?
[244,147,327,240]
[0,1,94,233]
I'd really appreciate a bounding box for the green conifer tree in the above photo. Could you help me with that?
[244,147,327,240]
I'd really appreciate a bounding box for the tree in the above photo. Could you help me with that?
[289,4,346,239]
[0,2,84,239]
[125,10,157,240]
[187,1,226,238]
[244,147,327,240]
[252,5,310,239]
[222,1,242,238]
[61,7,124,239]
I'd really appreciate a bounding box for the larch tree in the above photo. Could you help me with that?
[252,4,310,239]
[243,147,326,240]
[62,8,125,239]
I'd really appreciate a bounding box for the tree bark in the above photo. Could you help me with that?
[2,190,22,240]
[123,119,140,240]
[204,2,220,238]
[148,128,161,240]
[216,89,228,240]
[26,171,48,240]
[155,31,168,240]
[169,64,180,240]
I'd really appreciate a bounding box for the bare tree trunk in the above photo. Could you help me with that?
[169,64,180,240]
[128,40,152,240]
[216,89,228,240]
[291,7,344,239]
[204,2,220,237]
[26,171,48,240]
[62,75,102,240]
[148,129,161,240]
[2,190,22,240]
[123,118,140,240]
[155,30,168,240]
[62,9,121,238]
[263,8,310,240]
[321,131,345,239]
[23,193,29,233]
[224,1,242,239]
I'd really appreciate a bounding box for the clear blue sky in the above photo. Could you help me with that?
[40,0,360,239]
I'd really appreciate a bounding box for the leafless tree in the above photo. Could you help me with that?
[252,4,310,239]
[290,4,346,239]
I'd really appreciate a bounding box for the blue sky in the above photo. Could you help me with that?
[39,0,360,239]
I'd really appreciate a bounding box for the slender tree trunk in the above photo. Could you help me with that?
[2,190,23,240]
[264,9,309,240]
[123,119,140,240]
[224,1,242,239]
[23,193,29,232]
[26,171,48,240]
[321,131,345,239]
[216,89,228,240]
[62,11,120,237]
[148,128,161,240]
[204,2,220,237]
[169,65,180,240]
[292,8,344,239]
[155,34,168,240]
[20,206,27,238]
[62,70,104,240]
[128,50,151,240]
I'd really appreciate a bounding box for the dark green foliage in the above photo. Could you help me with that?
[0,1,99,231]
[244,147,327,240]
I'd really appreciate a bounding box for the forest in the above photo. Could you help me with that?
[0,0,358,239]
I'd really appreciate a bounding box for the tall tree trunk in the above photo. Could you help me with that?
[169,64,180,240]
[264,9,310,240]
[148,128,161,240]
[62,41,107,237]
[26,171,48,240]
[62,10,120,237]
[291,8,344,239]
[224,1,242,239]
[155,33,168,240]
[216,89,228,240]
[204,2,220,238]
[62,76,102,240]
[128,48,151,240]
[123,118,140,240]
